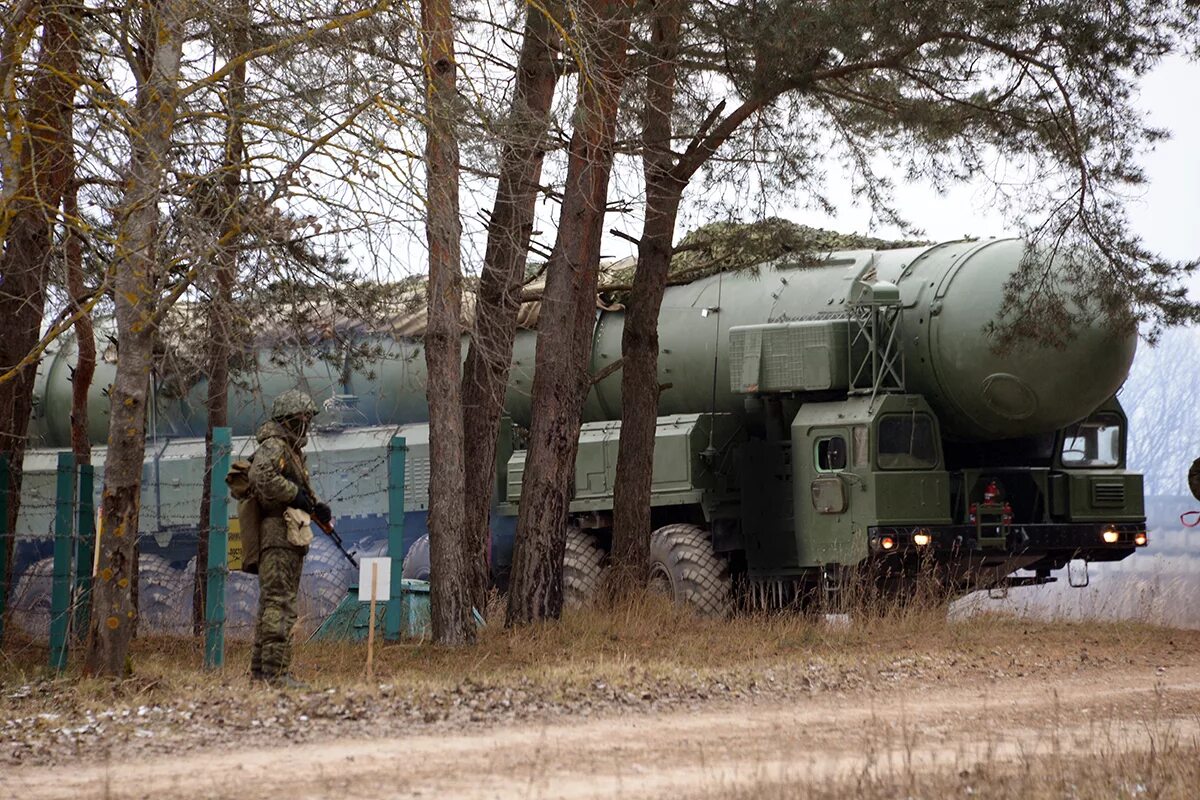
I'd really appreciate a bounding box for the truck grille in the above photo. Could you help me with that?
[1091,481,1126,507]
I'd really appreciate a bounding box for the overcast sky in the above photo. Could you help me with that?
[804,55,1198,259]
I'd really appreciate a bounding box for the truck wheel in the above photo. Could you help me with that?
[564,526,606,609]
[402,534,432,581]
[648,524,732,616]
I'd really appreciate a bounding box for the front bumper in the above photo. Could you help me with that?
[867,521,1147,563]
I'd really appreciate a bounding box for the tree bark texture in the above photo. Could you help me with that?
[608,0,685,600]
[607,4,769,602]
[422,0,475,645]
[85,0,188,678]
[66,180,95,468]
[0,2,81,626]
[505,0,632,627]
[460,1,563,611]
[194,0,247,637]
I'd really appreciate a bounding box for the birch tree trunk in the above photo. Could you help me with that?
[460,1,563,610]
[506,0,632,626]
[86,0,189,678]
[422,0,474,644]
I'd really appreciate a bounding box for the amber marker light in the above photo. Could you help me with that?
[880,536,896,550]
[1102,527,1119,544]
[1134,532,1148,546]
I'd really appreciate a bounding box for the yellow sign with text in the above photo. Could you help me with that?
[227,516,243,571]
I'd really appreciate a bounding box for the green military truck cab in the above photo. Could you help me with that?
[738,394,951,578]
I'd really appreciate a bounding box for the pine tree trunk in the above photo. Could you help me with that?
[0,2,81,622]
[65,167,95,648]
[66,180,95,468]
[608,4,768,600]
[607,0,684,599]
[85,0,187,678]
[461,2,563,611]
[506,0,632,627]
[422,0,474,645]
[194,0,246,637]
[193,237,235,637]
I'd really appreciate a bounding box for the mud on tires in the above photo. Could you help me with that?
[648,523,732,616]
[563,526,607,609]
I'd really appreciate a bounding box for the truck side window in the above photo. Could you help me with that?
[816,436,847,472]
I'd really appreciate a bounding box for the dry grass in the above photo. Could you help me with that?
[2,592,1195,702]
[5,595,1200,788]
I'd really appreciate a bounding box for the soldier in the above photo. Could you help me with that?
[248,389,332,688]
[1190,457,1200,502]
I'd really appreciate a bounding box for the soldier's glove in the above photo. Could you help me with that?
[291,486,316,514]
[313,502,332,526]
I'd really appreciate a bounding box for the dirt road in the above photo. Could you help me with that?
[8,661,1199,800]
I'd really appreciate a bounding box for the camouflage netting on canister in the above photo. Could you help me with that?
[169,218,924,345]
[377,218,924,331]
[146,218,926,399]
[601,218,927,296]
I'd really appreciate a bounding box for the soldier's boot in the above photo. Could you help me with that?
[266,673,310,691]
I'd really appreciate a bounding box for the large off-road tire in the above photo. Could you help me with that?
[648,524,732,616]
[402,534,431,581]
[563,526,606,610]
[137,555,192,636]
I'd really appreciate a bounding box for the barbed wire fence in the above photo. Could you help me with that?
[0,435,409,667]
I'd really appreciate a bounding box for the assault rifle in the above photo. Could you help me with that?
[314,518,359,568]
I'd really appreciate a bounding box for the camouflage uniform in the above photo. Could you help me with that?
[248,390,323,683]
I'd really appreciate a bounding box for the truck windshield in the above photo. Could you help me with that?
[877,413,937,470]
[1060,412,1122,468]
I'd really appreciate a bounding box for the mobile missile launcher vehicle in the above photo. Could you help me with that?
[501,237,1148,611]
[14,236,1146,618]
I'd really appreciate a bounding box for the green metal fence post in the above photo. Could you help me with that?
[385,436,407,641]
[0,453,10,643]
[50,452,76,672]
[204,427,232,669]
[73,464,96,640]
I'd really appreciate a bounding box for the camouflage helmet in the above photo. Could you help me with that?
[271,389,318,421]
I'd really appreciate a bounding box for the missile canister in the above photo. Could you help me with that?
[523,237,1135,441]
[27,238,1135,446]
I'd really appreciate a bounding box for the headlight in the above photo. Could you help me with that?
[913,531,931,547]
[1102,528,1119,544]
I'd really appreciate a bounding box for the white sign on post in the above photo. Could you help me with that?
[358,557,391,602]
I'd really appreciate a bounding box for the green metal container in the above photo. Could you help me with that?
[310,579,432,642]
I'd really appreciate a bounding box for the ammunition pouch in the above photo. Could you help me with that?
[226,460,253,499]
[227,459,262,573]
[237,496,263,574]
